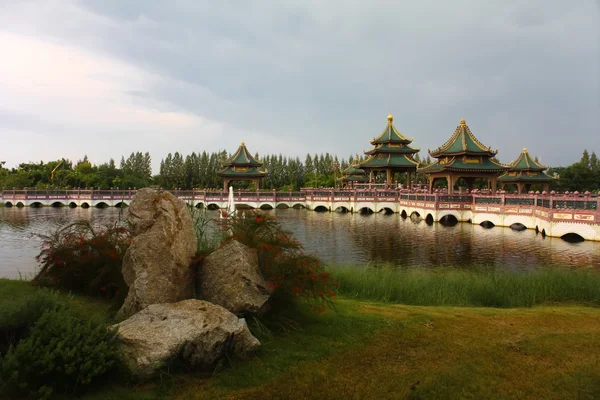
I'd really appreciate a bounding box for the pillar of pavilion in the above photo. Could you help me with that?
[419,118,507,194]
[217,142,267,190]
[359,114,420,187]
[498,148,556,193]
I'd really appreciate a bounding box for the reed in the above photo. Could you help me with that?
[328,264,600,307]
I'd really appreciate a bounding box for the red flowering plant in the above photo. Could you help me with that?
[34,221,130,303]
[217,212,337,312]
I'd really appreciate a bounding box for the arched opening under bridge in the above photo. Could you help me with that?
[115,202,128,208]
[68,202,77,208]
[335,206,350,213]
[16,202,25,208]
[51,202,64,208]
[259,204,273,210]
[425,214,434,225]
[207,204,219,210]
[95,202,109,208]
[510,223,527,231]
[4,202,13,207]
[400,210,407,219]
[80,202,90,208]
[30,202,43,208]
[276,204,289,209]
[380,207,394,215]
[561,233,585,243]
[480,221,495,229]
[440,215,458,227]
[359,207,373,215]
[314,205,329,212]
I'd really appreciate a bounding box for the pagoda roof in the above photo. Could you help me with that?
[217,165,267,178]
[223,142,263,167]
[498,171,556,183]
[418,156,507,174]
[343,164,366,176]
[365,142,420,155]
[338,174,369,183]
[506,148,547,172]
[429,119,497,158]
[360,153,419,170]
[371,115,415,145]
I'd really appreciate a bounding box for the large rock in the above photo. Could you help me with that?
[197,240,271,316]
[114,299,260,378]
[119,188,197,318]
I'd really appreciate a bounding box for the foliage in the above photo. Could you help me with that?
[329,264,600,307]
[0,307,118,400]
[188,205,221,255]
[219,212,338,311]
[548,149,600,192]
[0,290,64,356]
[34,221,130,304]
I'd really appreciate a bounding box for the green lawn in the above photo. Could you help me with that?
[2,279,599,400]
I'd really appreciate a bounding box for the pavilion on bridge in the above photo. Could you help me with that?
[217,142,267,190]
[419,119,507,194]
[338,156,368,188]
[359,114,420,186]
[498,148,555,194]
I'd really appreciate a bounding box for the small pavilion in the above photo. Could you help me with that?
[338,157,368,188]
[419,119,507,194]
[498,148,555,193]
[359,114,420,186]
[217,142,267,190]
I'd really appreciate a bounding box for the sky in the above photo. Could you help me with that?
[0,0,598,173]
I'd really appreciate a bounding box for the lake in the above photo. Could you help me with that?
[1,207,599,279]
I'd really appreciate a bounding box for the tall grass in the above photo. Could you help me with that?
[329,264,600,307]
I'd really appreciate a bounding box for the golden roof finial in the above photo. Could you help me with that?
[523,148,527,152]
[460,118,466,125]
[387,114,393,123]
[241,141,245,146]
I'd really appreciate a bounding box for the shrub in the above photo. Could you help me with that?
[34,221,130,303]
[0,290,63,356]
[0,307,118,400]
[218,212,337,311]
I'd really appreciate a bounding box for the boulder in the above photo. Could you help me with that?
[114,299,260,378]
[197,240,271,316]
[119,188,197,318]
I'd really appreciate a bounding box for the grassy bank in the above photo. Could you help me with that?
[329,265,600,307]
[2,279,600,399]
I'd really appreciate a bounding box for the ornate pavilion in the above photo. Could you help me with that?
[217,142,267,190]
[498,148,555,193]
[338,156,368,188]
[419,119,507,194]
[359,114,420,186]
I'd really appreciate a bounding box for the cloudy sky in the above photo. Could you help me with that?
[0,0,598,172]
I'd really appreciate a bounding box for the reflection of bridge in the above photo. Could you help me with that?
[1,189,599,241]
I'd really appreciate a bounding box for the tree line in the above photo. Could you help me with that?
[0,150,598,192]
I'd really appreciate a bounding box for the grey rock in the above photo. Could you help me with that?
[119,188,197,318]
[114,299,260,378]
[197,240,271,316]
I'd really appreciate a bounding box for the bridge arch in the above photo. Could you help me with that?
[332,202,352,213]
[378,207,394,215]
[551,222,597,241]
[80,202,90,208]
[292,203,305,209]
[276,203,290,209]
[95,202,109,208]
[400,210,408,218]
[30,202,43,208]
[314,205,329,212]
[437,210,461,222]
[439,214,459,226]
[410,211,421,218]
[480,220,495,229]
[206,203,219,210]
[425,213,434,225]
[68,202,77,208]
[503,215,534,230]
[4,201,13,207]
[51,201,64,208]
[358,206,374,214]
[259,204,274,210]
[115,202,128,208]
[472,213,502,227]
[16,202,25,208]
[561,233,585,243]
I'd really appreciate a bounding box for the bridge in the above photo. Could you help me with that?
[1,189,599,242]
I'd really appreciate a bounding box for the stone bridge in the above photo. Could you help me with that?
[1,189,599,241]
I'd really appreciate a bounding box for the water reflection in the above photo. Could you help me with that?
[1,207,599,279]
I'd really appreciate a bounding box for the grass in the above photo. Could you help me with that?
[2,277,600,399]
[328,264,600,307]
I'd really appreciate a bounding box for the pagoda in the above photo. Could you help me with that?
[359,114,420,186]
[419,118,507,194]
[217,142,267,190]
[498,148,555,193]
[338,156,368,188]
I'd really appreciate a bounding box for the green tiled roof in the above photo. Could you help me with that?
[371,115,414,145]
[498,171,555,183]
[419,156,507,173]
[365,142,419,155]
[223,142,263,167]
[343,164,366,175]
[338,174,369,183]
[506,149,547,172]
[361,153,419,169]
[429,119,497,158]
[217,166,267,178]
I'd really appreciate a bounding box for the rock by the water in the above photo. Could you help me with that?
[119,188,197,318]
[114,299,260,378]
[197,240,271,316]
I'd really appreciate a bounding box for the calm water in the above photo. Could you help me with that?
[1,207,599,279]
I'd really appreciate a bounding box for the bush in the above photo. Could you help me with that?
[0,307,118,399]
[0,290,64,356]
[219,212,337,311]
[34,221,130,304]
